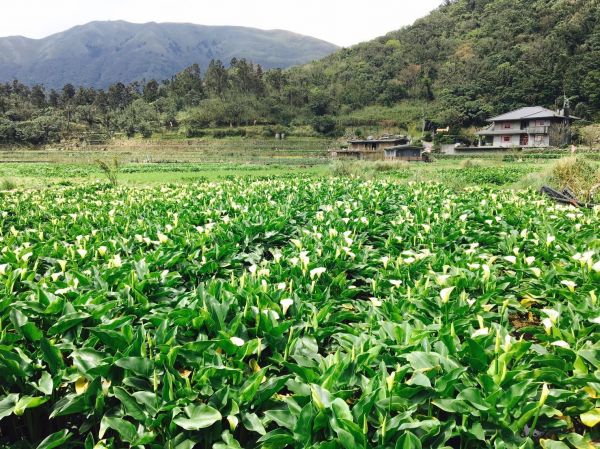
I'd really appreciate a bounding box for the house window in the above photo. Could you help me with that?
[535,134,544,143]
[503,136,511,142]
[503,122,512,129]
[536,120,546,127]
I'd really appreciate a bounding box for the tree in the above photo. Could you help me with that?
[204,60,229,98]
[107,82,133,110]
[310,115,340,136]
[30,85,46,108]
[579,124,600,150]
[61,84,75,106]
[169,64,204,107]
[308,89,331,116]
[116,99,159,138]
[143,80,161,103]
[48,90,60,108]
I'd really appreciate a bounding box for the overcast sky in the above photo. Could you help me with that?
[0,0,443,47]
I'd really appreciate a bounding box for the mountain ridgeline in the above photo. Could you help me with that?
[0,21,339,88]
[1,0,600,146]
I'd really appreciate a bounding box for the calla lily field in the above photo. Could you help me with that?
[0,178,599,448]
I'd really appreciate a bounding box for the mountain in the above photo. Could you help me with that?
[0,21,338,88]
[289,0,600,126]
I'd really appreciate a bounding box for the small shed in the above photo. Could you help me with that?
[347,136,410,152]
[333,136,412,160]
[384,145,423,161]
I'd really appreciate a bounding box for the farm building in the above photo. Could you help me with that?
[384,144,423,161]
[348,136,410,151]
[475,106,577,148]
[333,136,411,160]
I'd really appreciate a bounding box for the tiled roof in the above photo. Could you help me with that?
[488,106,573,122]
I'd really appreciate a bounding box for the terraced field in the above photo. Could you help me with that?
[0,178,598,448]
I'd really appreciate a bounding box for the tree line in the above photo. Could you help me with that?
[0,58,337,145]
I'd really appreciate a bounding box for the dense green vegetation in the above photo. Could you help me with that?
[0,178,599,449]
[2,0,600,146]
[295,0,600,126]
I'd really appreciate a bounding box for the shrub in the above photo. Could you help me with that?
[95,158,120,187]
[261,125,291,138]
[212,129,247,138]
[578,124,600,150]
[460,159,482,169]
[140,126,153,139]
[0,178,17,190]
[0,118,16,143]
[330,160,361,177]
[422,151,435,163]
[184,127,206,138]
[330,159,411,178]
[310,115,341,136]
[371,160,410,172]
[548,157,600,202]
[439,166,531,186]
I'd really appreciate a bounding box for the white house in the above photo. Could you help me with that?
[475,106,577,148]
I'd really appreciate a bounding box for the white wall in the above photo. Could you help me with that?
[493,135,521,147]
[531,134,550,147]
[494,121,520,131]
[487,119,555,147]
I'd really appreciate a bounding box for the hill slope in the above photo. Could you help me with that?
[0,21,338,88]
[290,0,600,125]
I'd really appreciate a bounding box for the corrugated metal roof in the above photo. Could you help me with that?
[487,106,572,122]
[348,138,408,144]
[385,144,422,151]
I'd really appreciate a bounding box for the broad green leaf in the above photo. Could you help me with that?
[14,396,49,416]
[37,371,54,395]
[173,404,222,430]
[405,352,440,372]
[49,393,86,418]
[539,440,571,449]
[242,412,267,435]
[395,431,422,449]
[0,394,19,420]
[90,328,130,351]
[40,338,64,373]
[47,311,90,336]
[113,387,146,421]
[115,357,153,377]
[580,408,600,427]
[311,384,332,410]
[213,430,242,449]
[457,388,489,411]
[35,430,72,449]
[265,409,297,430]
[101,416,138,443]
[238,369,265,403]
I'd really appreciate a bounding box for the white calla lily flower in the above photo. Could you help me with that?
[280,298,294,315]
[230,337,245,347]
[440,287,455,303]
[309,267,326,279]
[561,280,576,292]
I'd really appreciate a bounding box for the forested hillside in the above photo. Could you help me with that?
[1,0,600,146]
[292,0,600,125]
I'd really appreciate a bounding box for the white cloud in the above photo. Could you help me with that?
[1,0,442,47]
